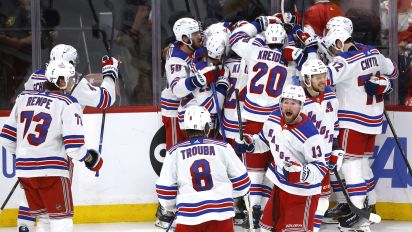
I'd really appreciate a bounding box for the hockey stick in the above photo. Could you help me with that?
[384,110,412,176]
[211,81,227,141]
[87,0,116,177]
[235,59,255,232]
[0,179,19,214]
[332,168,381,223]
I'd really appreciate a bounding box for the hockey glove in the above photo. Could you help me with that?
[102,55,119,81]
[283,46,304,63]
[283,161,310,183]
[234,134,255,154]
[364,76,391,96]
[216,75,230,90]
[329,150,344,172]
[294,29,317,48]
[190,65,221,88]
[255,16,278,32]
[84,149,103,173]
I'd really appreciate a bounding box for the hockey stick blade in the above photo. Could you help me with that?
[333,168,381,223]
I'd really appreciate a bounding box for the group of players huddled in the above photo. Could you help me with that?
[155,7,397,232]
[0,4,398,232]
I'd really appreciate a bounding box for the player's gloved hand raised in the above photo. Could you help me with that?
[283,161,309,183]
[329,150,344,171]
[294,29,317,48]
[364,76,391,96]
[102,55,119,81]
[255,16,278,31]
[84,149,103,173]
[234,134,255,154]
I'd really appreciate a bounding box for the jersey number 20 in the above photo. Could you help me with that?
[250,62,287,97]
[21,111,52,146]
[190,159,213,192]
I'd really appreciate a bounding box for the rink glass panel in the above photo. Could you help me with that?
[0,0,408,110]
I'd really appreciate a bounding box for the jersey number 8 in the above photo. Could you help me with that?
[190,159,213,192]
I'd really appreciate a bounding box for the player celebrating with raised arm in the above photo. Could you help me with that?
[24,44,118,109]
[235,85,328,232]
[0,60,103,232]
[156,105,250,232]
[323,28,397,232]
[16,44,118,232]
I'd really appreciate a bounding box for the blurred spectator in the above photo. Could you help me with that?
[304,0,343,36]
[115,0,153,105]
[395,0,412,105]
[0,0,32,109]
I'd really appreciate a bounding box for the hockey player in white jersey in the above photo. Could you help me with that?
[235,85,328,231]
[299,59,344,231]
[24,44,117,109]
[158,17,204,228]
[16,44,117,232]
[229,17,293,227]
[176,34,229,135]
[0,60,103,232]
[162,17,203,149]
[323,28,397,231]
[156,105,250,232]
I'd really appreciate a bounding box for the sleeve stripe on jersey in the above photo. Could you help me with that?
[0,124,17,142]
[229,31,248,47]
[250,184,272,198]
[156,184,178,200]
[338,110,383,127]
[258,131,270,147]
[223,115,245,133]
[97,88,112,109]
[230,172,251,191]
[244,96,279,116]
[16,156,69,171]
[252,38,265,47]
[63,135,85,149]
[310,161,328,177]
[160,98,180,111]
[176,198,234,217]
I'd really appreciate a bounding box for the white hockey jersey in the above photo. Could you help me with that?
[223,57,247,139]
[252,110,328,196]
[0,90,88,178]
[24,69,116,109]
[302,87,339,155]
[156,137,250,225]
[327,46,398,134]
[230,22,294,122]
[162,43,193,118]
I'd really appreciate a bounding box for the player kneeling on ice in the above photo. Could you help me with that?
[235,85,328,232]
[156,105,251,232]
[0,60,103,232]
